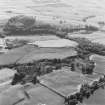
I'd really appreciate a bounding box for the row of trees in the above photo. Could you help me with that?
[65,75,105,105]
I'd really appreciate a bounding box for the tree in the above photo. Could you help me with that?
[4,15,36,34]
[11,72,25,85]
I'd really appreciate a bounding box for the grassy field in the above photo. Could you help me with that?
[40,70,100,97]
[18,47,77,64]
[90,54,105,74]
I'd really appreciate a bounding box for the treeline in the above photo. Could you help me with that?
[68,37,105,57]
